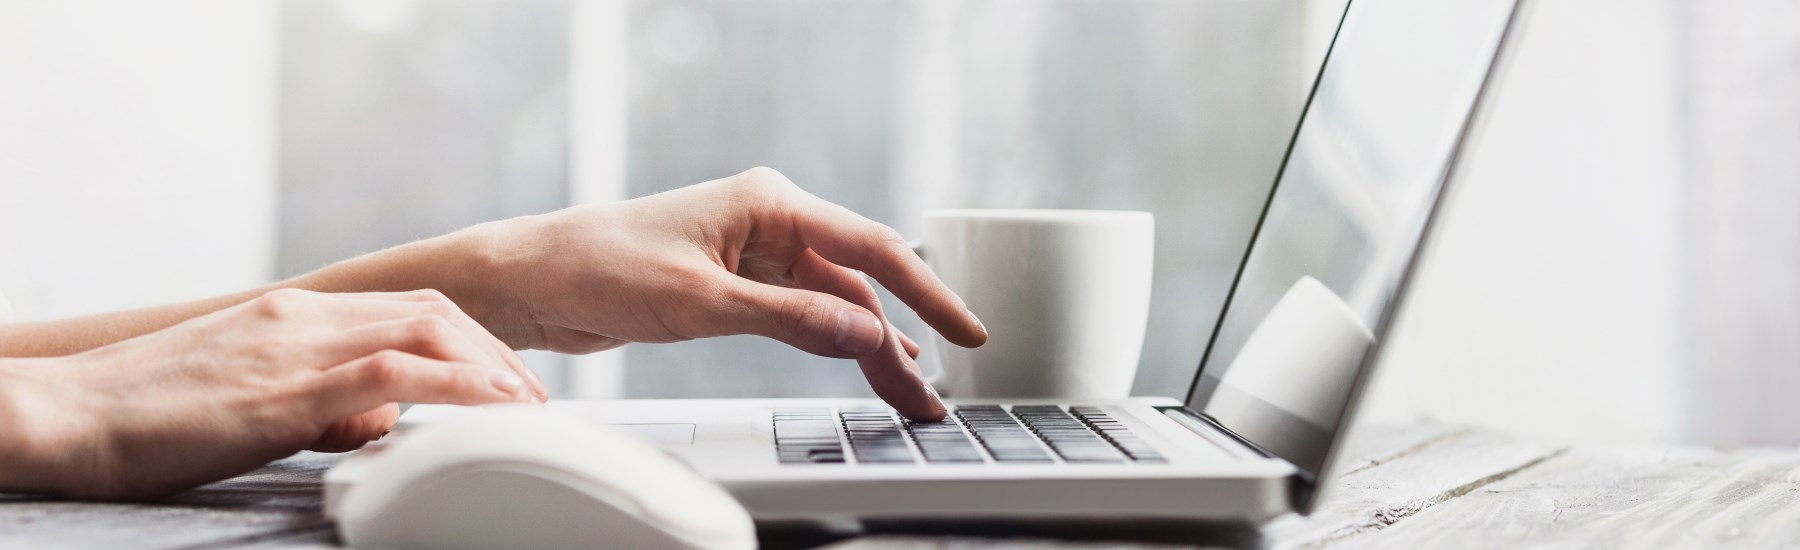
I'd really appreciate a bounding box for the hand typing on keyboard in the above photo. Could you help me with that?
[0,166,984,502]
[364,167,988,421]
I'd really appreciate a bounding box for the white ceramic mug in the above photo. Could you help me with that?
[916,209,1155,399]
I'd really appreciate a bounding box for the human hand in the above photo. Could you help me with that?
[444,168,987,420]
[0,289,539,499]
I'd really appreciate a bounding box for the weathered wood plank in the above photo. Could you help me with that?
[1332,421,1474,477]
[1340,446,1800,548]
[1263,424,1564,549]
[0,452,341,549]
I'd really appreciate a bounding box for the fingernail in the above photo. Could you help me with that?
[968,309,987,334]
[489,371,526,394]
[834,309,884,356]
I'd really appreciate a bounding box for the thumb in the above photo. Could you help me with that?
[715,276,887,359]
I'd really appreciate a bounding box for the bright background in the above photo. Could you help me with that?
[1,0,1794,446]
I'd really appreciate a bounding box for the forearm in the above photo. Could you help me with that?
[0,288,274,357]
[0,218,534,358]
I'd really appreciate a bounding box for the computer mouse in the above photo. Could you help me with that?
[333,406,756,550]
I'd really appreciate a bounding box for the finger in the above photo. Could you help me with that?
[773,187,987,348]
[898,328,920,359]
[318,315,508,375]
[321,290,547,402]
[862,319,946,421]
[330,290,546,401]
[718,170,982,346]
[309,350,531,421]
[709,274,886,359]
[788,251,943,420]
[782,258,920,359]
[307,403,401,453]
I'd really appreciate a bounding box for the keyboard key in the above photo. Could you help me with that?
[904,419,984,463]
[789,449,844,463]
[1068,407,1166,463]
[1012,405,1126,463]
[773,409,848,464]
[775,419,839,441]
[841,410,919,464]
[953,405,1054,462]
[776,405,1167,466]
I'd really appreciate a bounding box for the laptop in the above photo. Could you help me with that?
[329,0,1526,523]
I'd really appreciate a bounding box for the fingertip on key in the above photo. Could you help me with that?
[911,381,948,422]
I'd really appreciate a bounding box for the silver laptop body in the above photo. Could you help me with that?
[330,0,1527,523]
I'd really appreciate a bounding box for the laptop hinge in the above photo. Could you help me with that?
[1158,407,1277,461]
[1161,407,1316,509]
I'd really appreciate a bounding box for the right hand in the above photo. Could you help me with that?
[422,168,986,421]
[0,288,539,500]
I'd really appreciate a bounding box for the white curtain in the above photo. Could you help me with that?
[1676,0,1800,445]
[0,0,276,322]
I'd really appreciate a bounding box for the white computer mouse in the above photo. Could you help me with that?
[334,406,756,550]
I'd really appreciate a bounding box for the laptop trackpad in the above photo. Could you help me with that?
[606,423,697,446]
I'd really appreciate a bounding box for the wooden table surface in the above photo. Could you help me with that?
[4,422,1797,549]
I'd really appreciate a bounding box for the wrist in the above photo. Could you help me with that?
[429,217,550,347]
[0,358,100,495]
[288,216,550,348]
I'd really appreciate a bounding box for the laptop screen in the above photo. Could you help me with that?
[1185,0,1519,481]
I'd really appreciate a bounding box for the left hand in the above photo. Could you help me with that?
[0,289,537,499]
[383,167,987,420]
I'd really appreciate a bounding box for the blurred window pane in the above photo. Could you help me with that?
[278,0,1311,399]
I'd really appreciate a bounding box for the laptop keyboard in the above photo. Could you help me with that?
[773,405,1165,466]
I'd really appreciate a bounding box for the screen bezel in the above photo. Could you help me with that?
[1178,0,1528,513]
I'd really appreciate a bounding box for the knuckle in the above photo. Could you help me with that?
[434,303,463,320]
[404,315,457,348]
[859,224,911,266]
[265,287,312,300]
[738,166,788,186]
[408,288,452,304]
[873,224,909,249]
[726,167,796,200]
[251,288,315,319]
[358,350,412,387]
[777,292,833,335]
[410,289,462,316]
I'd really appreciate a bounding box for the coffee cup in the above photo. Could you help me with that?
[914,209,1154,399]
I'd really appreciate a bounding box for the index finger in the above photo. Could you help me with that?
[778,193,987,348]
[789,249,943,420]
